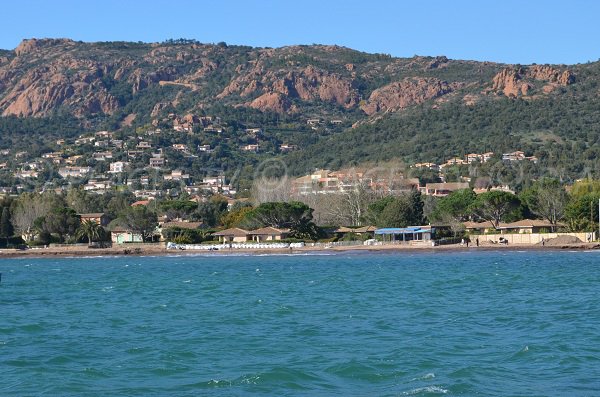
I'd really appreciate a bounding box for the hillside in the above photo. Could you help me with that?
[0,38,598,187]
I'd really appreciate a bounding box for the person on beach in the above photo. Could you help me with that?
[476,238,479,247]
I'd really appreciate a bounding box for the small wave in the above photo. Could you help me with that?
[411,373,435,381]
[183,280,191,283]
[403,386,448,395]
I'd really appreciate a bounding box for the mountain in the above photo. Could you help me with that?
[0,38,599,186]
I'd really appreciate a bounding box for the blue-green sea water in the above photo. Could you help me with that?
[2,251,600,396]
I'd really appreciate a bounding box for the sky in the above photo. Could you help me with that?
[1,0,599,65]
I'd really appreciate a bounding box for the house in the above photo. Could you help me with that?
[41,152,63,160]
[212,228,250,243]
[149,156,165,168]
[245,128,262,136]
[172,143,187,151]
[248,227,290,242]
[203,126,224,133]
[137,141,152,149]
[442,157,467,167]
[163,170,190,181]
[74,136,95,145]
[127,150,143,159]
[65,155,83,165]
[353,225,377,237]
[241,144,259,152]
[413,162,440,171]
[92,151,113,161]
[463,221,496,234]
[160,221,205,240]
[498,219,562,234]
[111,227,144,244]
[95,131,113,139]
[465,153,482,163]
[14,170,39,178]
[58,166,92,178]
[424,182,470,196]
[280,144,298,152]
[482,152,494,162]
[94,140,109,148]
[84,179,113,192]
[109,161,129,173]
[502,151,526,161]
[306,119,321,126]
[79,213,110,227]
[198,144,213,152]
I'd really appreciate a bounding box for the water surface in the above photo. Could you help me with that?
[2,251,600,396]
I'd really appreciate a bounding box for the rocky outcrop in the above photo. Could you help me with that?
[526,65,575,85]
[220,64,359,110]
[248,92,295,113]
[0,58,119,117]
[361,77,453,115]
[14,38,74,56]
[491,65,574,97]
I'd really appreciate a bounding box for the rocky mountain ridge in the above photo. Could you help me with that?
[0,38,578,124]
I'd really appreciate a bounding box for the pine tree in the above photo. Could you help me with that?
[0,206,14,247]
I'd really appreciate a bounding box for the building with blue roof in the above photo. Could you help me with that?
[374,226,434,242]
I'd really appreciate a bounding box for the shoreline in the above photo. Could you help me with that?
[0,242,598,259]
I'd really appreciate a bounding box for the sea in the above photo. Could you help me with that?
[1,250,600,396]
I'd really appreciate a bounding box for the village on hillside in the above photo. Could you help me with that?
[0,110,595,252]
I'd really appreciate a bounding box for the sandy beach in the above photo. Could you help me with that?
[0,241,598,259]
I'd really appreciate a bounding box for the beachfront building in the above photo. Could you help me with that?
[374,226,434,242]
[352,225,377,237]
[110,227,144,244]
[464,219,563,234]
[212,228,250,243]
[498,219,562,234]
[463,221,496,234]
[248,227,290,242]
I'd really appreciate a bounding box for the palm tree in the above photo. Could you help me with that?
[77,220,103,247]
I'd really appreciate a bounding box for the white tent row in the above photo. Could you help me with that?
[167,242,304,250]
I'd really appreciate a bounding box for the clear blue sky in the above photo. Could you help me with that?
[1,0,599,65]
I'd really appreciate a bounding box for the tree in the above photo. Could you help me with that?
[119,206,158,243]
[76,220,104,246]
[221,206,254,228]
[564,192,600,232]
[430,189,476,223]
[159,199,198,221]
[521,179,568,230]
[243,201,322,240]
[365,190,423,228]
[36,207,81,243]
[194,195,228,227]
[471,191,520,229]
[0,206,13,246]
[12,193,60,241]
